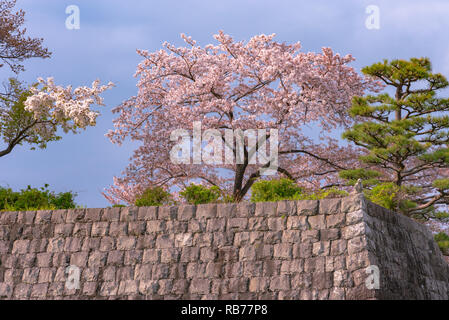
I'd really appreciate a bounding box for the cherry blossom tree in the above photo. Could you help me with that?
[0,0,114,158]
[0,0,51,73]
[0,77,114,157]
[104,31,380,204]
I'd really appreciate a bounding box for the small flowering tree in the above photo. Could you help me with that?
[0,0,114,158]
[105,31,380,204]
[0,77,114,157]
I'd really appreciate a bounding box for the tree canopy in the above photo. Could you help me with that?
[341,57,449,220]
[104,31,380,204]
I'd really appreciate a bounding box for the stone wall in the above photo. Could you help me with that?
[0,194,448,300]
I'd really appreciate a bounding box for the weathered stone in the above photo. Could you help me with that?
[91,222,109,237]
[47,238,65,253]
[267,217,286,231]
[312,241,330,257]
[236,202,255,217]
[66,209,86,223]
[228,277,249,293]
[99,281,119,296]
[54,223,74,237]
[108,222,128,237]
[107,251,124,266]
[307,215,325,230]
[319,198,341,215]
[136,206,157,221]
[346,209,365,225]
[175,233,193,247]
[301,230,320,243]
[1,195,449,301]
[217,203,236,218]
[120,207,138,222]
[269,275,291,291]
[12,240,30,254]
[254,202,277,217]
[248,277,269,292]
[196,204,217,219]
[190,279,211,294]
[342,222,366,240]
[247,217,268,231]
[38,268,54,283]
[64,238,82,252]
[330,239,347,256]
[101,207,121,222]
[143,249,160,263]
[158,206,178,220]
[281,230,301,243]
[206,218,226,232]
[286,216,308,230]
[312,272,333,289]
[84,208,102,222]
[161,249,180,263]
[227,218,248,231]
[22,268,39,284]
[73,223,91,237]
[341,194,366,213]
[277,201,296,216]
[296,200,318,216]
[348,236,368,254]
[82,282,97,296]
[70,252,88,267]
[326,213,346,228]
[116,236,137,250]
[273,243,292,259]
[320,229,340,241]
[88,251,108,268]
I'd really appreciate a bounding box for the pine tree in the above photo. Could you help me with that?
[341,57,449,221]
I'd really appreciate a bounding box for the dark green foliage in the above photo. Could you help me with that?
[294,187,348,201]
[434,232,449,255]
[0,184,77,211]
[250,178,348,202]
[341,57,449,219]
[134,187,173,207]
[180,184,221,205]
[250,178,303,202]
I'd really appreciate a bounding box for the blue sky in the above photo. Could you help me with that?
[1,0,449,208]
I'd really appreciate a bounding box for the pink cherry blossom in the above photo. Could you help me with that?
[24,77,114,145]
[104,31,381,204]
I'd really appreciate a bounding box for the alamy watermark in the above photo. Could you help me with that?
[65,5,80,30]
[170,122,279,175]
[365,265,380,289]
[365,5,380,30]
[65,265,80,290]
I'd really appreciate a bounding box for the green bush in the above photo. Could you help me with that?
[180,184,221,205]
[250,179,303,202]
[135,187,173,207]
[364,182,417,212]
[0,184,77,211]
[434,232,449,255]
[294,187,348,200]
[250,179,349,202]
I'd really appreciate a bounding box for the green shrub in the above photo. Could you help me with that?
[250,179,349,202]
[180,184,221,205]
[293,187,348,200]
[364,182,417,212]
[250,179,303,202]
[435,232,449,255]
[135,187,173,207]
[0,184,77,211]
